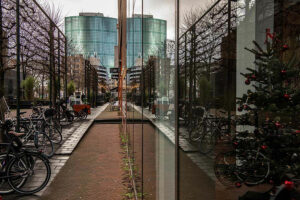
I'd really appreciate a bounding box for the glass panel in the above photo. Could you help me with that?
[178,0,300,199]
[126,0,176,199]
[142,1,176,199]
[178,0,237,199]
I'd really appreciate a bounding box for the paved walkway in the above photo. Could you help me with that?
[95,105,121,121]
[3,104,108,199]
[3,103,269,200]
[41,124,125,200]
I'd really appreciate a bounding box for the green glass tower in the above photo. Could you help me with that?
[65,13,117,69]
[127,15,167,68]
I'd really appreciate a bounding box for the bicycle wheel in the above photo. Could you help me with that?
[34,132,54,158]
[189,120,206,142]
[66,111,74,123]
[235,150,270,185]
[198,124,216,154]
[45,125,62,145]
[0,153,27,194]
[78,110,87,120]
[53,119,62,134]
[214,151,239,186]
[7,152,51,194]
[60,112,73,125]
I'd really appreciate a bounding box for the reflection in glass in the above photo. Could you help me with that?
[125,0,175,199]
[177,0,300,199]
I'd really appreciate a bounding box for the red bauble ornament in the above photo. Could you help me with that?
[238,106,243,112]
[281,69,287,75]
[235,182,242,188]
[251,74,256,80]
[275,121,281,128]
[243,105,249,110]
[261,145,268,149]
[284,180,294,190]
[245,79,251,85]
[284,93,290,99]
[282,44,289,50]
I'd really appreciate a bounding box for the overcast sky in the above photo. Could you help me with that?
[45,0,212,39]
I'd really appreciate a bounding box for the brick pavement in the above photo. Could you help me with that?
[41,124,125,200]
[3,104,108,199]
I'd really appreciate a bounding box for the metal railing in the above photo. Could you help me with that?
[178,0,238,130]
[0,0,68,129]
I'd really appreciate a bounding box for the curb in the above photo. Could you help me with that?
[55,103,109,155]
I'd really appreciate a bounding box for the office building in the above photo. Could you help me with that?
[65,13,117,70]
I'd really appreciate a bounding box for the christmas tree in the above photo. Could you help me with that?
[235,29,300,183]
[215,30,300,188]
[237,29,300,129]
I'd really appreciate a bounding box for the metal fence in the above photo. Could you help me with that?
[178,0,238,125]
[0,0,68,128]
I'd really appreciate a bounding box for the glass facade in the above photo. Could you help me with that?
[125,0,300,199]
[65,15,117,69]
[177,0,300,199]
[65,14,166,70]
[127,15,167,68]
[124,1,175,199]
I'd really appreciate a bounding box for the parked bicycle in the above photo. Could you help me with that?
[186,107,234,154]
[0,119,51,195]
[14,108,65,158]
[56,101,88,125]
[214,125,300,187]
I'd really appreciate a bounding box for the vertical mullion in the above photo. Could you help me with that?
[65,39,68,104]
[141,0,144,198]
[58,32,61,101]
[16,0,21,131]
[184,35,187,102]
[175,0,180,198]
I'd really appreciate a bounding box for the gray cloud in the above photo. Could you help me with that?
[46,0,212,39]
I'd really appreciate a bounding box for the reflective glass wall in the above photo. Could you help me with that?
[126,0,176,199]
[127,16,167,68]
[178,0,300,199]
[126,0,300,199]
